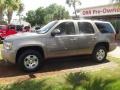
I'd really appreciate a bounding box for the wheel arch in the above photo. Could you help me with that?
[93,42,109,52]
[16,46,45,63]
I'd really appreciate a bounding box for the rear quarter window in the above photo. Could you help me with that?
[95,23,114,33]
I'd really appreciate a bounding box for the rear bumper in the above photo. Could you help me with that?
[1,49,16,64]
[109,42,117,52]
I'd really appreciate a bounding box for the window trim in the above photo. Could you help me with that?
[54,21,76,36]
[95,22,114,34]
[77,22,95,34]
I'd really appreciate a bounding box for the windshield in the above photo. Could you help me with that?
[37,21,58,34]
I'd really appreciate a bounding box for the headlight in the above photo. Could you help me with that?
[4,42,12,50]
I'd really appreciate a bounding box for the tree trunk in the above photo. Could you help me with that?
[73,0,78,18]
[7,9,13,24]
[0,9,3,21]
[18,14,21,25]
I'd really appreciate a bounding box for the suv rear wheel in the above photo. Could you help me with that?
[18,50,43,72]
[92,46,107,63]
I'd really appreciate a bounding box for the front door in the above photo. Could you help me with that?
[46,22,80,58]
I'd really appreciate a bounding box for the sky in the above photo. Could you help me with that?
[12,0,112,19]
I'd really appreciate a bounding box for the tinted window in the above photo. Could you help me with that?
[16,25,23,31]
[9,25,15,30]
[95,23,114,33]
[78,22,94,34]
[55,22,75,35]
[0,26,3,29]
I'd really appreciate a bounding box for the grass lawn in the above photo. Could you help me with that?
[0,44,120,90]
[0,62,120,90]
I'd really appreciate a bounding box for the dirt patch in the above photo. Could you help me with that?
[0,56,118,84]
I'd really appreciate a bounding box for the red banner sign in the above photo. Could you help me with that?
[80,5,120,17]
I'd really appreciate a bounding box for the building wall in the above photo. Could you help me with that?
[77,3,120,40]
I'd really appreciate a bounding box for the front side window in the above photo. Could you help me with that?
[8,25,16,30]
[55,22,75,35]
[78,22,94,34]
[95,23,114,33]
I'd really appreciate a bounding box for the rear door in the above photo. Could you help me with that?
[77,22,97,54]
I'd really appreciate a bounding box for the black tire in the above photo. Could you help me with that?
[92,46,107,63]
[18,50,43,72]
[0,38,2,44]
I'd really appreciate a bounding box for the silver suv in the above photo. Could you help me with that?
[1,20,117,72]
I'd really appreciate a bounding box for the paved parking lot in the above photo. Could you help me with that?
[0,56,118,84]
[108,42,120,58]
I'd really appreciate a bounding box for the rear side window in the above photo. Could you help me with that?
[78,22,94,34]
[95,23,114,33]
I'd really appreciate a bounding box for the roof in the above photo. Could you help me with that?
[57,19,110,23]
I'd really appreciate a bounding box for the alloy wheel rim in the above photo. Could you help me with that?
[24,55,39,69]
[96,49,105,61]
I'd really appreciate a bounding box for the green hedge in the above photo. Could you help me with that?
[0,20,7,25]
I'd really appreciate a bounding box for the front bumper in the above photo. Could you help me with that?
[109,42,117,52]
[1,49,16,64]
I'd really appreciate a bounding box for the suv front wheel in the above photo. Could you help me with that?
[92,46,107,63]
[18,50,43,72]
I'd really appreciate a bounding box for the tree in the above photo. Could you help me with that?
[25,10,36,26]
[25,4,70,26]
[0,20,7,25]
[0,0,5,21]
[6,0,22,23]
[66,0,81,18]
[35,7,46,25]
[46,4,70,20]
[44,4,70,23]
[17,3,24,24]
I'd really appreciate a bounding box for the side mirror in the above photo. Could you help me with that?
[51,29,61,36]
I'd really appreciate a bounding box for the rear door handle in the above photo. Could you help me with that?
[92,37,97,40]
